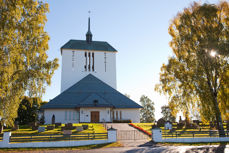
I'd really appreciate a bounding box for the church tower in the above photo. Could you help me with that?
[60,17,117,92]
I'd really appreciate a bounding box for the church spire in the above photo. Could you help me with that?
[86,13,92,43]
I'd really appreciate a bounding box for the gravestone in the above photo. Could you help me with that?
[76,126,83,132]
[47,126,54,130]
[63,130,72,135]
[82,125,88,130]
[55,123,61,128]
[164,121,172,130]
[32,126,38,130]
[38,126,45,133]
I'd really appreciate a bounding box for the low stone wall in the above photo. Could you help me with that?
[151,128,229,143]
[0,129,117,148]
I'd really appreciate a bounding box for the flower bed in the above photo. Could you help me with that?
[129,123,152,136]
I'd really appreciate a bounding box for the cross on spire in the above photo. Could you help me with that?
[86,11,92,43]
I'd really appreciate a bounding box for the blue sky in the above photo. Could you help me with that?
[43,0,219,120]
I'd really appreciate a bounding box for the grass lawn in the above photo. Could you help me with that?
[3,123,107,136]
[1,123,107,143]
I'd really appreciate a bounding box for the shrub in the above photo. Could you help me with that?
[55,123,61,128]
[82,125,88,130]
[46,126,54,130]
[185,123,199,129]
[157,118,165,127]
[177,122,185,129]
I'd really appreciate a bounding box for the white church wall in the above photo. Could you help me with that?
[44,109,80,124]
[113,108,140,123]
[61,49,116,93]
[80,107,111,122]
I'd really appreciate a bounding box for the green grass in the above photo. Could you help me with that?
[2,123,107,143]
[4,123,106,136]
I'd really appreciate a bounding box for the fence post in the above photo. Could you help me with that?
[108,127,117,143]
[151,127,162,142]
[3,132,11,146]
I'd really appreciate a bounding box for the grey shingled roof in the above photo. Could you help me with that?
[41,74,142,109]
[61,40,117,53]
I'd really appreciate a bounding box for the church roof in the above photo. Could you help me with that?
[61,40,117,53]
[41,74,142,109]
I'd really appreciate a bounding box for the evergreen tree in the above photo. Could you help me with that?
[16,96,41,125]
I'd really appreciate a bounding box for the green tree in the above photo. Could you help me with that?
[161,105,176,122]
[16,96,41,125]
[140,95,155,123]
[0,0,59,132]
[156,1,229,136]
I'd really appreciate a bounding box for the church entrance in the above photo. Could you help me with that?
[90,111,100,123]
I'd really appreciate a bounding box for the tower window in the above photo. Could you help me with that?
[104,53,107,72]
[72,51,75,70]
[92,52,95,71]
[88,52,91,71]
[85,52,87,71]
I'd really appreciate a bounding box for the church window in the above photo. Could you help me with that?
[73,111,76,120]
[112,111,114,120]
[88,52,91,71]
[92,52,95,71]
[69,111,71,120]
[116,111,118,120]
[104,53,107,72]
[65,111,67,120]
[84,52,87,71]
[120,111,122,120]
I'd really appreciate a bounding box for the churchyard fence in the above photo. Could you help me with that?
[152,128,229,143]
[0,129,117,148]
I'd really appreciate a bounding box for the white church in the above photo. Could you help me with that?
[41,18,142,124]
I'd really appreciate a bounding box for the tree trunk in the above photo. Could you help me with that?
[213,96,225,137]
[0,123,3,134]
